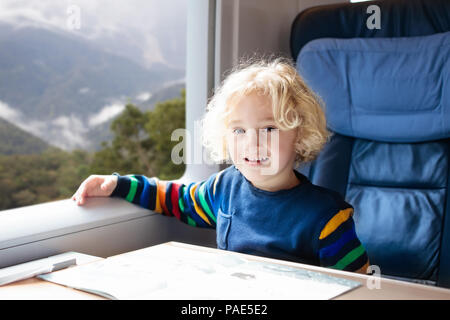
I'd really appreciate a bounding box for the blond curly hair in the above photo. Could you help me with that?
[201,58,331,166]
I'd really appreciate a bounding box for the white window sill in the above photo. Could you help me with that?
[0,197,149,251]
[0,195,216,269]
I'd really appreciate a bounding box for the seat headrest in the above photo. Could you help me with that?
[290,0,450,60]
[297,31,450,142]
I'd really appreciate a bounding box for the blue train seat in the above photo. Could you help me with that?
[292,0,450,287]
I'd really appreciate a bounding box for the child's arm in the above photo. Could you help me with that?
[318,208,370,274]
[109,172,221,229]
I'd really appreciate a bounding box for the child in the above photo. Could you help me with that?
[72,58,369,274]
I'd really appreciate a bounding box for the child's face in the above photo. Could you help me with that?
[225,92,298,190]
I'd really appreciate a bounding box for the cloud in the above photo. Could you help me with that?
[0,100,47,137]
[79,87,90,94]
[0,0,187,68]
[0,100,20,120]
[52,115,90,149]
[136,92,152,102]
[88,103,124,127]
[0,99,92,150]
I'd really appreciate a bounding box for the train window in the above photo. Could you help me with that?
[0,0,187,211]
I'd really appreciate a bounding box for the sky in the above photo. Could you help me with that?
[0,0,187,69]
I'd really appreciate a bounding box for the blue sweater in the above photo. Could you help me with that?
[111,165,369,272]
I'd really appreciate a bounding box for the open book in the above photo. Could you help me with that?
[39,243,361,300]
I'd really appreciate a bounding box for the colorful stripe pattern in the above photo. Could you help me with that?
[318,208,369,272]
[111,170,369,273]
[112,173,220,229]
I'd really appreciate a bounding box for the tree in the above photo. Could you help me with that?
[0,148,91,210]
[90,90,186,180]
[90,104,155,176]
[146,89,186,179]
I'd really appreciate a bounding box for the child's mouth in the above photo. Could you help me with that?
[244,157,269,166]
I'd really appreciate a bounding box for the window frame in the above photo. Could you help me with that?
[0,0,218,268]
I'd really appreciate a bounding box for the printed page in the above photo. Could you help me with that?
[40,245,361,300]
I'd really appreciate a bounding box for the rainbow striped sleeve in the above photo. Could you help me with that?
[318,208,369,273]
[110,172,223,229]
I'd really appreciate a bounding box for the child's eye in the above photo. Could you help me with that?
[261,126,278,133]
[233,128,245,134]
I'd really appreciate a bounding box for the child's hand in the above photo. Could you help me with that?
[72,175,118,206]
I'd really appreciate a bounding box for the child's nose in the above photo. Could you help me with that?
[246,129,258,145]
[245,128,259,147]
[244,129,268,157]
[245,129,269,146]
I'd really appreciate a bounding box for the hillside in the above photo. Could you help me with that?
[0,117,52,155]
[0,22,185,152]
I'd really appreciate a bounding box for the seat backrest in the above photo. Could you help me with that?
[291,0,450,287]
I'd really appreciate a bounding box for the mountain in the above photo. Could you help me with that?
[0,22,185,151]
[139,81,185,111]
[0,117,52,155]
